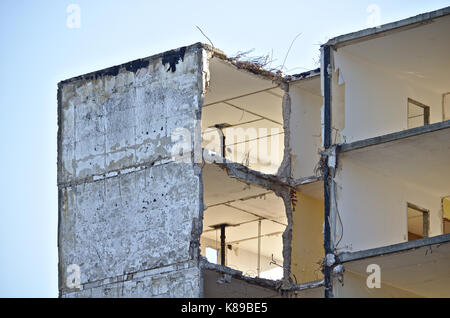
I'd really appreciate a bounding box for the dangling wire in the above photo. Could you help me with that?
[269,254,298,285]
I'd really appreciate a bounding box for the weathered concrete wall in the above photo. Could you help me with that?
[62,261,200,298]
[58,44,206,297]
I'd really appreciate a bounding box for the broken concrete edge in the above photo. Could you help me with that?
[55,153,317,191]
[58,42,280,88]
[59,255,323,296]
[215,161,292,191]
[285,68,321,83]
[199,258,324,293]
[277,82,292,181]
[57,156,174,188]
[202,43,285,83]
[57,41,322,89]
[279,189,294,287]
[57,75,67,296]
[325,5,450,49]
[200,258,280,290]
[289,279,324,292]
[58,260,198,296]
[220,57,284,83]
[337,233,450,264]
[291,175,322,188]
[189,47,208,267]
[321,44,333,298]
[190,163,204,264]
[58,43,202,87]
[337,119,450,153]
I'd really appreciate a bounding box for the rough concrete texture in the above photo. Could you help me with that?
[58,45,205,297]
[62,261,200,298]
[276,82,292,182]
[200,259,323,298]
[203,269,281,298]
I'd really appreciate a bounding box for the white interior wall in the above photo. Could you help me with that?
[334,157,443,253]
[289,81,323,180]
[333,49,443,144]
[200,236,281,277]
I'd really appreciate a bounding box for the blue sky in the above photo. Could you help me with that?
[0,0,448,297]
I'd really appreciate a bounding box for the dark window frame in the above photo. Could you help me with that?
[408,98,430,128]
[407,202,430,241]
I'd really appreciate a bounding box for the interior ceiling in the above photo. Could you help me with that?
[341,126,450,197]
[202,164,271,207]
[297,181,324,201]
[203,57,284,127]
[345,240,450,297]
[204,57,283,106]
[291,75,321,97]
[341,15,450,93]
[202,164,286,261]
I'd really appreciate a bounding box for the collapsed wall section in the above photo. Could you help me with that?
[57,45,206,297]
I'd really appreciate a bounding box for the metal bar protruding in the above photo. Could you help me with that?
[257,220,261,277]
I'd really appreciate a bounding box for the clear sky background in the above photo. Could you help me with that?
[0,0,449,298]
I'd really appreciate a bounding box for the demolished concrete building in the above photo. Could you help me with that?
[57,6,450,298]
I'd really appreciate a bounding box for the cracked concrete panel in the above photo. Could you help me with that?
[59,159,201,294]
[62,261,201,298]
[58,45,205,297]
[58,47,202,185]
